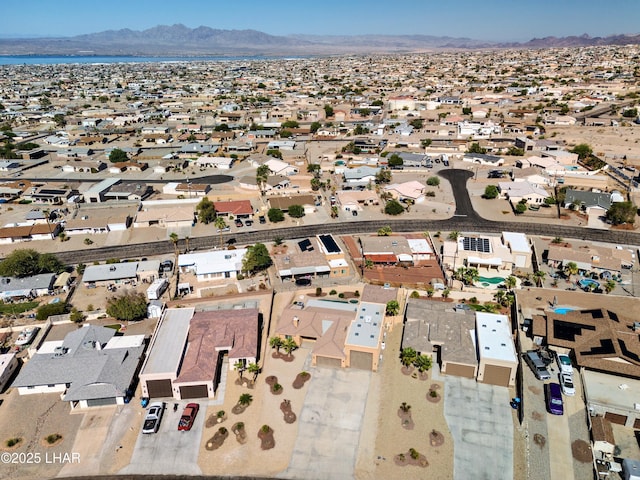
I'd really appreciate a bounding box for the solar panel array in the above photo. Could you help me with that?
[462,237,491,253]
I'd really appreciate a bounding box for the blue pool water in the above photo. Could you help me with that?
[579,278,600,289]
[554,307,575,315]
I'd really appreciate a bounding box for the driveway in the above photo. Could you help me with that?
[444,376,513,480]
[281,367,371,480]
[119,401,205,476]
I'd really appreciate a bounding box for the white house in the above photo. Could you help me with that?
[178,249,248,282]
[498,181,548,204]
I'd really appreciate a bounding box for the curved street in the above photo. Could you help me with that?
[52,169,640,265]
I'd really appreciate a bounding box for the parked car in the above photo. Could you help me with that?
[352,210,358,216]
[142,402,164,434]
[178,403,200,431]
[560,372,575,396]
[545,382,564,415]
[523,350,551,380]
[160,260,173,272]
[245,219,253,226]
[556,352,573,374]
[235,219,243,228]
[216,226,230,233]
[259,215,266,224]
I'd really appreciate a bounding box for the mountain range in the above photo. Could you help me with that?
[0,24,639,56]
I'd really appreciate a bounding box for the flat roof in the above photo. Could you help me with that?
[475,312,517,363]
[141,308,194,376]
[317,234,342,254]
[584,369,640,413]
[346,302,384,348]
[502,231,531,254]
[82,262,138,283]
[85,177,120,194]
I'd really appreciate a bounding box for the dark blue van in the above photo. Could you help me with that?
[546,382,564,415]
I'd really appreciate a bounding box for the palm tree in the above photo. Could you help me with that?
[604,280,616,294]
[214,216,227,248]
[494,290,506,306]
[256,164,270,194]
[414,354,432,373]
[564,262,579,282]
[400,402,411,413]
[282,338,298,356]
[448,231,460,241]
[442,289,450,299]
[238,393,253,407]
[504,275,517,291]
[533,270,546,287]
[400,347,417,368]
[184,236,190,253]
[169,232,179,255]
[234,360,245,379]
[455,267,467,282]
[269,336,283,353]
[247,362,260,382]
[463,268,480,286]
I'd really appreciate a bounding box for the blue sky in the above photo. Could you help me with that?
[3,0,639,41]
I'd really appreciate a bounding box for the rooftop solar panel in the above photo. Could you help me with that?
[318,234,340,254]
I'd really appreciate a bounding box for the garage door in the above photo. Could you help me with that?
[86,397,118,407]
[633,418,640,430]
[482,365,512,387]
[146,379,173,398]
[445,363,476,379]
[180,384,208,399]
[350,351,373,370]
[605,412,627,426]
[315,356,342,368]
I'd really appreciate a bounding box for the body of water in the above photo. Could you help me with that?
[0,55,304,66]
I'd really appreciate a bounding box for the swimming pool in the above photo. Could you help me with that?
[579,278,600,290]
[554,307,575,315]
[478,276,505,285]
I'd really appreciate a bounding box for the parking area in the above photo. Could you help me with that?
[520,339,593,480]
[282,366,372,480]
[120,400,206,475]
[444,376,513,480]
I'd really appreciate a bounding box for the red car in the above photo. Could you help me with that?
[178,403,199,431]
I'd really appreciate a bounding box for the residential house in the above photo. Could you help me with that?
[0,353,19,392]
[140,307,258,400]
[134,205,195,229]
[361,235,414,266]
[213,200,253,219]
[178,249,247,282]
[268,195,316,214]
[463,153,505,166]
[12,324,145,409]
[384,181,426,203]
[0,273,56,301]
[498,180,548,204]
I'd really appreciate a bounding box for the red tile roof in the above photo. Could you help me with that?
[213,200,253,216]
[175,308,258,384]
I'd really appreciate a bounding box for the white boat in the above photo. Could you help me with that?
[15,327,39,346]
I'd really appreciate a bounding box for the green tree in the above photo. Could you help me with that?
[281,120,299,129]
[570,143,593,160]
[483,185,499,199]
[36,302,67,320]
[169,232,179,255]
[388,154,403,167]
[108,148,128,163]
[606,201,637,225]
[238,393,253,407]
[269,336,284,353]
[426,176,440,187]
[106,292,148,321]
[214,123,230,131]
[386,300,400,316]
[604,280,616,294]
[310,121,321,133]
[377,225,392,236]
[280,130,293,138]
[247,362,260,382]
[515,202,527,214]
[420,138,432,148]
[466,142,487,154]
[375,169,392,184]
[414,354,432,373]
[242,243,272,274]
[409,119,423,129]
[564,261,579,282]
[283,337,298,356]
[400,347,417,368]
[622,108,638,118]
[385,200,405,215]
[504,275,517,291]
[448,231,460,241]
[265,149,282,159]
[53,114,66,127]
[196,197,217,224]
[267,208,285,223]
[256,164,270,192]
[214,216,227,247]
[323,104,334,117]
[0,249,63,277]
[506,146,525,156]
[234,360,246,379]
[533,270,546,287]
[288,205,305,218]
